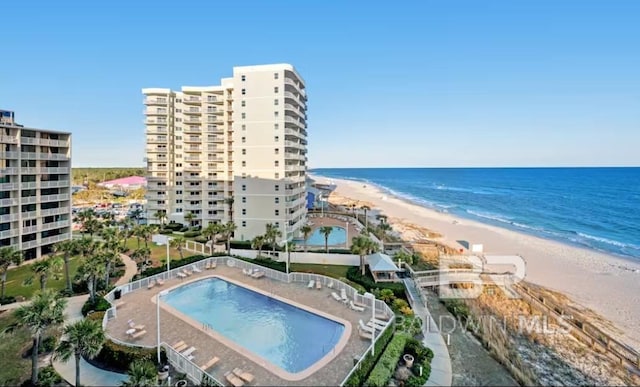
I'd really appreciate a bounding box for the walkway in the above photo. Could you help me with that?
[404,278,453,387]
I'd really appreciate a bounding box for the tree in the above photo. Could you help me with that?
[54,318,105,387]
[351,235,378,275]
[319,226,333,253]
[184,212,195,227]
[26,256,63,290]
[251,235,266,257]
[131,247,151,274]
[202,223,221,246]
[300,225,312,253]
[153,210,167,226]
[122,359,157,387]
[265,223,281,254]
[222,222,237,255]
[130,208,143,224]
[53,239,77,293]
[77,255,106,303]
[361,205,371,229]
[15,289,67,385]
[0,246,23,299]
[225,197,235,224]
[170,236,186,259]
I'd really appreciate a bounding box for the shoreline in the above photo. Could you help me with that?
[310,173,640,350]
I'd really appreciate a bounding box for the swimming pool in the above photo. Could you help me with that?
[305,226,347,246]
[160,277,345,376]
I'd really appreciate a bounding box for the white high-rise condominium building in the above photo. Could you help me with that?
[0,110,72,260]
[143,64,308,241]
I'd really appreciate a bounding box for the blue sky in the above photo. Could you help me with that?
[2,0,639,168]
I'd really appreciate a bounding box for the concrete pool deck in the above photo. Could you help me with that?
[106,265,372,386]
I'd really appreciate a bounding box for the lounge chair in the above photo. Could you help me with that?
[243,268,252,276]
[172,340,185,349]
[182,269,192,276]
[331,292,342,302]
[316,281,322,290]
[134,324,146,331]
[307,280,315,289]
[350,301,365,312]
[251,271,265,279]
[225,371,245,387]
[358,319,375,334]
[233,368,255,383]
[115,301,126,308]
[205,262,211,270]
[366,319,385,331]
[174,342,188,352]
[177,272,187,279]
[131,330,147,339]
[210,262,216,269]
[147,281,155,289]
[340,289,349,303]
[200,356,219,370]
[181,346,197,357]
[156,278,164,286]
[358,326,373,339]
[192,265,202,273]
[327,281,334,289]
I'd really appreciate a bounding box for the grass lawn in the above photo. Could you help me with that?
[0,311,33,385]
[289,263,351,279]
[124,238,183,267]
[4,256,84,300]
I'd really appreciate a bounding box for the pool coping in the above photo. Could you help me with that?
[151,274,353,382]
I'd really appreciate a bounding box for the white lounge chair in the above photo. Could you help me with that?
[156,278,164,286]
[316,280,322,290]
[331,292,342,302]
[307,280,315,289]
[327,281,334,289]
[205,262,211,270]
[340,288,349,303]
[192,265,202,273]
[366,319,386,330]
[350,301,365,312]
[358,327,373,340]
[177,272,187,279]
[243,268,252,276]
[147,281,155,289]
[252,271,265,279]
[182,346,197,357]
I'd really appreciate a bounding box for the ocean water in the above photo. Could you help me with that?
[311,168,640,260]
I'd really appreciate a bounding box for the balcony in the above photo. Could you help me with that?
[146,147,168,153]
[21,196,38,205]
[39,138,70,147]
[42,220,70,232]
[206,117,223,125]
[207,157,224,163]
[285,152,306,162]
[0,182,19,191]
[184,146,202,153]
[2,151,19,159]
[21,181,38,189]
[23,225,39,234]
[284,91,305,107]
[40,180,70,189]
[284,164,303,172]
[206,127,224,135]
[146,127,168,135]
[184,204,203,211]
[205,97,223,105]
[41,193,71,202]
[184,137,202,143]
[183,175,202,181]
[184,108,202,115]
[183,127,202,134]
[22,210,38,219]
[207,136,224,143]
[20,137,38,145]
[0,229,19,239]
[0,167,19,175]
[41,167,70,174]
[183,97,201,104]
[38,153,69,161]
[144,97,168,105]
[184,165,201,172]
[145,108,168,116]
[21,240,39,249]
[147,136,168,144]
[206,109,223,115]
[284,140,304,149]
[0,213,19,222]
[183,118,201,124]
[148,166,168,172]
[0,135,18,144]
[0,198,18,206]
[41,234,70,246]
[145,118,168,125]
[284,116,305,128]
[184,155,201,162]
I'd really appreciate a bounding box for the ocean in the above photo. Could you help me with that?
[311,168,640,260]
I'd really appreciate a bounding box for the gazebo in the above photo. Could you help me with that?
[366,252,401,283]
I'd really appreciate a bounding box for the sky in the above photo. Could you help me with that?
[1,0,639,168]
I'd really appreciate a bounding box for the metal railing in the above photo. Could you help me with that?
[163,342,224,386]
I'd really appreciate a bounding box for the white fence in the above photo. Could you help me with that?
[230,248,361,266]
[163,342,223,386]
[103,256,395,386]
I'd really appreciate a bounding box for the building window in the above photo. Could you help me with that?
[241,101,246,107]
[242,209,246,215]
[241,137,246,143]
[274,148,279,155]
[275,197,279,204]
[275,209,280,216]
[274,136,279,142]
[242,221,246,227]
[274,123,279,130]
[242,184,246,191]
[275,185,279,191]
[176,163,182,167]
[242,197,246,203]
[176,190,183,195]
[241,149,246,155]
[241,89,246,95]
[241,124,246,131]
[241,75,246,81]
[274,73,279,79]
[275,222,280,228]
[274,99,279,106]
[274,111,279,117]
[274,161,279,167]
[242,161,246,167]
[176,172,183,177]
[274,86,279,93]
[241,113,246,119]
[275,172,279,179]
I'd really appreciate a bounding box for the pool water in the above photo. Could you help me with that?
[161,277,345,374]
[305,226,347,246]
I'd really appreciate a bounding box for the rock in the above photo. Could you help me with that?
[395,366,413,382]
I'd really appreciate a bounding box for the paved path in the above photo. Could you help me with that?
[116,253,138,286]
[404,278,453,387]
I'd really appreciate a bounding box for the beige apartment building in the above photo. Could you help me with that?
[143,64,308,241]
[0,110,72,260]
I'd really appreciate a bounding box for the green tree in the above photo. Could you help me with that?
[26,256,63,290]
[350,235,378,275]
[300,225,312,252]
[15,289,67,385]
[122,359,157,387]
[184,212,195,227]
[0,246,23,299]
[265,223,282,254]
[319,226,333,253]
[202,223,222,246]
[54,318,105,387]
[251,235,266,257]
[77,255,106,303]
[153,210,167,226]
[53,239,77,292]
[170,236,186,259]
[222,221,237,255]
[361,205,371,229]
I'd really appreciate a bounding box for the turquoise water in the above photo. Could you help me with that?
[306,226,346,246]
[312,167,640,259]
[161,277,344,373]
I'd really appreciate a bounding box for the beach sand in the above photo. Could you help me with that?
[312,174,640,350]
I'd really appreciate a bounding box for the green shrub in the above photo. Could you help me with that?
[179,226,189,232]
[365,334,409,387]
[392,298,409,311]
[194,236,208,244]
[405,337,434,386]
[233,256,286,272]
[91,339,166,372]
[339,277,367,294]
[86,311,106,323]
[81,296,112,316]
[158,229,173,235]
[0,295,16,305]
[442,299,471,322]
[35,365,63,386]
[230,240,252,249]
[346,267,407,300]
[344,325,395,386]
[183,231,201,238]
[165,222,183,231]
[138,254,211,277]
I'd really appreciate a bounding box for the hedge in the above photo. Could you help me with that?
[234,256,286,272]
[346,267,407,299]
[405,338,434,386]
[344,324,396,386]
[365,333,410,387]
[81,296,112,316]
[158,229,173,235]
[183,231,201,238]
[90,339,166,372]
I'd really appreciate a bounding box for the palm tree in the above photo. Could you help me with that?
[222,222,237,255]
[351,235,378,275]
[140,225,153,248]
[265,223,281,254]
[251,235,266,258]
[319,226,333,253]
[130,208,143,224]
[53,239,77,293]
[361,205,371,229]
[184,212,195,227]
[225,197,235,223]
[27,256,63,290]
[202,223,221,246]
[0,246,23,300]
[54,318,105,387]
[300,225,312,252]
[15,289,67,385]
[131,247,151,274]
[170,236,186,259]
[153,210,167,226]
[122,359,157,386]
[77,256,106,303]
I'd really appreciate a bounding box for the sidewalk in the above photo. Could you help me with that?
[404,278,453,387]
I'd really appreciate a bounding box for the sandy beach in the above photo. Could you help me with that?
[311,174,640,350]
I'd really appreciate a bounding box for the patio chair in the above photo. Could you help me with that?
[331,292,342,302]
[358,319,375,334]
[375,312,390,321]
[210,262,217,269]
[252,271,265,279]
[147,281,156,289]
[192,265,202,273]
[174,342,188,352]
[177,272,187,279]
[316,280,322,290]
[182,269,192,276]
[340,288,349,303]
[358,327,373,340]
[200,356,219,370]
[131,330,147,339]
[327,281,334,289]
[233,368,255,383]
[350,301,365,312]
[171,340,185,349]
[181,346,197,357]
[156,278,164,286]
[225,371,245,387]
[307,280,315,289]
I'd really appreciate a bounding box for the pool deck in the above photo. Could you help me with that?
[305,216,361,249]
[106,265,372,386]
